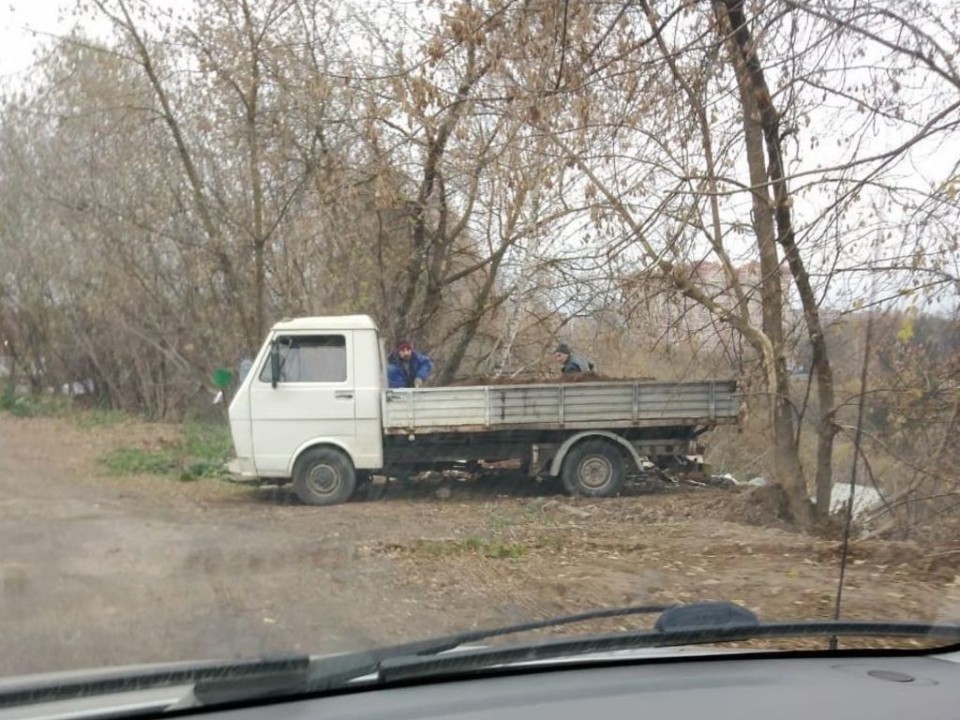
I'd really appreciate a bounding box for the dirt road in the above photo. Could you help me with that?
[1,414,958,676]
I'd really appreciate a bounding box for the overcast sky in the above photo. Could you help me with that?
[0,1,67,79]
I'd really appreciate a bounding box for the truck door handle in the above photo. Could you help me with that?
[334,391,354,400]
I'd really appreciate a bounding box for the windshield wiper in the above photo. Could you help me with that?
[190,600,960,705]
[0,603,676,711]
[9,602,957,712]
[189,601,960,705]
[378,602,960,683]
[184,603,676,706]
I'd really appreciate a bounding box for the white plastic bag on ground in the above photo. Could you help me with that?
[829,483,884,519]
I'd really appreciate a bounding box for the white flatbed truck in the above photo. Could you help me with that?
[226,315,740,505]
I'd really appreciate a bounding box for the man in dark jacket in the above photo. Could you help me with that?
[554,343,593,374]
[387,340,433,388]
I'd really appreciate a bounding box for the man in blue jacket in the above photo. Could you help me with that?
[387,340,433,388]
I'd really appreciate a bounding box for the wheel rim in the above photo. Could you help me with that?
[578,455,613,490]
[306,463,341,496]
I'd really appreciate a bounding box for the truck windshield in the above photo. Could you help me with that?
[1,0,958,702]
[259,335,347,384]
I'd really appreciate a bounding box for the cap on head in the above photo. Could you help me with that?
[396,340,413,352]
[554,343,572,355]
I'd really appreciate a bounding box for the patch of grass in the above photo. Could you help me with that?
[416,539,465,557]
[72,408,128,429]
[0,389,129,427]
[179,422,233,481]
[415,537,528,560]
[0,392,72,418]
[0,384,12,411]
[486,512,516,533]
[2,394,234,484]
[102,446,179,476]
[183,422,233,459]
[100,421,233,482]
[483,540,528,559]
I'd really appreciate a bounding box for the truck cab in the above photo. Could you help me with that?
[227,315,386,488]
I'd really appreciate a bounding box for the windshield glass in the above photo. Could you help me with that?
[0,0,958,691]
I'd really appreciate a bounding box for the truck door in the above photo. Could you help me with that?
[249,331,357,476]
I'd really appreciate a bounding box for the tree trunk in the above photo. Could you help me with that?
[437,248,508,384]
[393,45,489,342]
[720,0,837,526]
[716,0,815,528]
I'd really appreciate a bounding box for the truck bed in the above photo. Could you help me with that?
[382,379,739,434]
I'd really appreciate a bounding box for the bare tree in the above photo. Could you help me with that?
[480,0,959,528]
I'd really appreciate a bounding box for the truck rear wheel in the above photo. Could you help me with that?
[561,440,626,498]
[293,447,356,506]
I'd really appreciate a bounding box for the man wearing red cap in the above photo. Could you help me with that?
[387,340,434,389]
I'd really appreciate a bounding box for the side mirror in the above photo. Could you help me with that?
[269,341,281,389]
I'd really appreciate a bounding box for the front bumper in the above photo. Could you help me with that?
[225,457,259,483]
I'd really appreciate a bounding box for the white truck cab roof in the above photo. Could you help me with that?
[270,315,379,333]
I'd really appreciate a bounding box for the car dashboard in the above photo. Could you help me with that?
[181,650,960,720]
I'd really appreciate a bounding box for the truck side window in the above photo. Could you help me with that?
[259,335,347,383]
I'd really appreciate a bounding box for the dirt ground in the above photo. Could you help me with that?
[1,413,958,677]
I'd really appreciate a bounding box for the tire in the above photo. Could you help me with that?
[292,447,356,506]
[561,440,626,498]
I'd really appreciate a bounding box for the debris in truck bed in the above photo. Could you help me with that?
[447,373,655,386]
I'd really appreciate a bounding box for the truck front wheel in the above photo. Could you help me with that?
[293,447,356,506]
[561,440,626,498]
